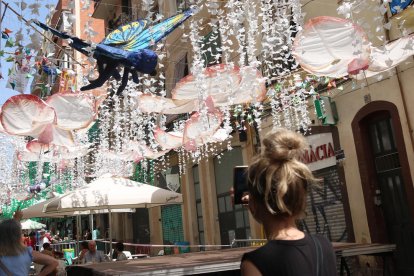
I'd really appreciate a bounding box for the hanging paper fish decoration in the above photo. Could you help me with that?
[34,9,195,96]
[42,65,57,76]
[1,28,12,39]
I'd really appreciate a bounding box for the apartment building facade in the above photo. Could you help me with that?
[87,0,414,273]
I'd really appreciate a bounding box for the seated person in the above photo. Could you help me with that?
[113,242,127,261]
[42,243,54,257]
[42,242,64,260]
[83,240,108,263]
[53,231,62,242]
[37,243,59,275]
[73,241,89,264]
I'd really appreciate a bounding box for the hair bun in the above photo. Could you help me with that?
[262,128,307,162]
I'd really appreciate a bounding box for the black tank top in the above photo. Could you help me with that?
[241,233,337,276]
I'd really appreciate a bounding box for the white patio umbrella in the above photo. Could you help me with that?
[21,193,135,219]
[21,192,136,256]
[43,175,183,213]
[22,195,67,219]
[21,219,46,230]
[43,174,183,253]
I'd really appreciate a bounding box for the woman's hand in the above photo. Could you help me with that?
[13,210,23,221]
[241,193,250,206]
[32,251,58,276]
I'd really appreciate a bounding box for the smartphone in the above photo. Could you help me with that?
[233,166,249,205]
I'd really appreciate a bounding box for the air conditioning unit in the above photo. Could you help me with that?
[60,11,72,33]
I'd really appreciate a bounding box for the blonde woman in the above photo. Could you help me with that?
[241,128,336,276]
[0,219,58,276]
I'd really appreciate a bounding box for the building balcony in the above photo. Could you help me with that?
[92,0,119,20]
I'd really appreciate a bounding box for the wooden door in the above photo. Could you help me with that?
[367,116,414,275]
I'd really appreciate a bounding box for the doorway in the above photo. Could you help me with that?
[352,101,414,275]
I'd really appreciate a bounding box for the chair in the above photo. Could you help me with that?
[123,251,132,259]
[107,249,114,258]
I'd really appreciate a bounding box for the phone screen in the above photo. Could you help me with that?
[233,166,248,205]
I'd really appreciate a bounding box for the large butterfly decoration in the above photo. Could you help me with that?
[389,0,414,15]
[34,9,195,96]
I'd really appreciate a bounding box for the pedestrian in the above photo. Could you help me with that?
[92,227,100,240]
[76,241,89,264]
[28,232,36,250]
[0,219,58,276]
[240,128,337,276]
[45,231,53,243]
[41,243,53,257]
[113,242,127,261]
[53,231,62,242]
[38,230,51,251]
[84,229,92,240]
[83,240,108,263]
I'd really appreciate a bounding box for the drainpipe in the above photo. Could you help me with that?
[383,11,414,152]
[395,70,414,151]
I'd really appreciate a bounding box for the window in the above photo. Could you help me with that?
[176,0,188,10]
[368,117,396,156]
[122,0,131,15]
[149,2,160,21]
[170,54,188,96]
[61,48,70,69]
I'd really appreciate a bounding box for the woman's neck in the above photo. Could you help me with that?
[263,216,304,241]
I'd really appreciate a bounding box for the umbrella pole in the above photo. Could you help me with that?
[108,209,113,257]
[89,214,93,239]
[76,215,80,254]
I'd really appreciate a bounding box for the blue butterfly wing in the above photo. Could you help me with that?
[122,9,194,52]
[102,20,149,46]
[390,0,414,14]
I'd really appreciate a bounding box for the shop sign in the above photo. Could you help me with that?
[302,133,336,171]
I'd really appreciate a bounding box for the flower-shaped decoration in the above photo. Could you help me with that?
[0,93,95,162]
[293,16,414,78]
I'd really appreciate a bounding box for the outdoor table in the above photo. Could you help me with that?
[333,242,396,276]
[66,242,396,276]
[130,254,149,259]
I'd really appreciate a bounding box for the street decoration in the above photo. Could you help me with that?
[1,94,95,141]
[34,9,195,96]
[0,0,412,210]
[292,16,370,78]
[136,65,266,114]
[389,0,413,15]
[293,16,414,79]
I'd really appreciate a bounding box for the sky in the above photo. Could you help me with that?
[0,0,57,105]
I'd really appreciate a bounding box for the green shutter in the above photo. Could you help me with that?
[200,29,222,67]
